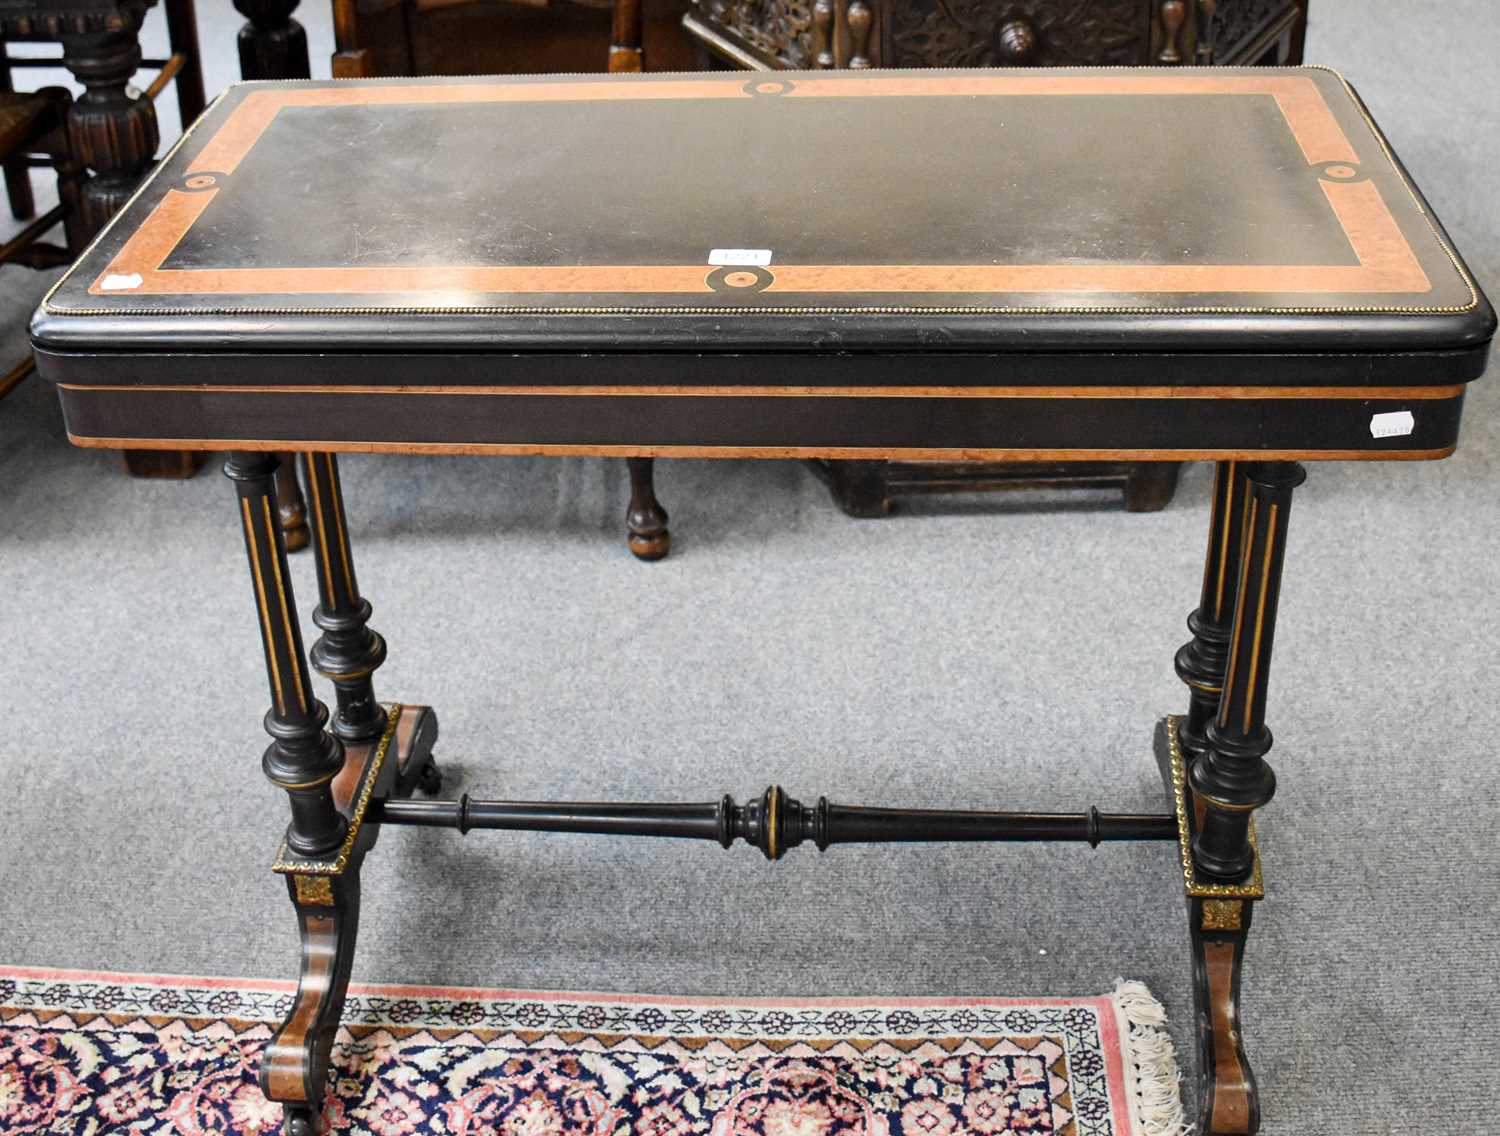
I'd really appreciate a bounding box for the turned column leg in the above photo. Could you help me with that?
[226,453,351,1136]
[226,453,347,856]
[1191,460,1303,880]
[1175,461,1248,761]
[302,452,440,794]
[234,0,312,81]
[1181,460,1302,1136]
[626,457,671,561]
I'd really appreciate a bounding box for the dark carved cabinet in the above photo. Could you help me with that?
[685,0,1306,71]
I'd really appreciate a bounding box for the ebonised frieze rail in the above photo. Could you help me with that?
[373,788,1177,856]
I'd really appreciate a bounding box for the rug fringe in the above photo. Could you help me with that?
[1112,979,1190,1136]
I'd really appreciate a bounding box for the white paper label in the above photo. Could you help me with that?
[708,248,773,266]
[1369,410,1415,439]
[100,273,144,291]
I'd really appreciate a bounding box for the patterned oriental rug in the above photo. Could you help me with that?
[0,967,1187,1136]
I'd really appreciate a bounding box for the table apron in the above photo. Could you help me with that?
[55,384,1464,459]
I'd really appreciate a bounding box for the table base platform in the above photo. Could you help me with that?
[222,451,1294,1136]
[264,701,1263,1136]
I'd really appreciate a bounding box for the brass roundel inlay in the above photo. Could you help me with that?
[185,174,217,189]
[1324,164,1357,179]
[724,270,760,288]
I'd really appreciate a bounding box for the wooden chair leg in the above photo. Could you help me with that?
[625,457,670,561]
[276,454,311,552]
[122,450,207,479]
[816,459,892,518]
[2,45,35,221]
[163,0,207,124]
[1123,461,1182,512]
[609,0,644,72]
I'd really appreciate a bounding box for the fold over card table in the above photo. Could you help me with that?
[31,68,1494,1136]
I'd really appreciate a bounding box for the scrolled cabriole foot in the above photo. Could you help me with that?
[262,872,361,1136]
[1190,897,1260,1134]
[1157,716,1264,1134]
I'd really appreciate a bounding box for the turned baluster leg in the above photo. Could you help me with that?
[1175,461,1248,761]
[626,457,671,561]
[60,27,157,239]
[225,453,350,1136]
[1185,460,1303,1135]
[234,0,312,81]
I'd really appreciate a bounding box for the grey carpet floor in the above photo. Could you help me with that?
[2,1,1497,1131]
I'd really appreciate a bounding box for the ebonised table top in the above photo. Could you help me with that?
[30,68,1494,462]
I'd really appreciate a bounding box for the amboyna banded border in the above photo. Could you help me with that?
[82,71,1432,304]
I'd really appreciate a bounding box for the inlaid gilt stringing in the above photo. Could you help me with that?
[1167,715,1265,899]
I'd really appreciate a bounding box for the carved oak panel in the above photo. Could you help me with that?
[696,0,818,68]
[1212,0,1293,55]
[886,0,1148,69]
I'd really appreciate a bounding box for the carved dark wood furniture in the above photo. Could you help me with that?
[32,69,1493,1136]
[685,0,1307,520]
[0,85,82,396]
[1,0,205,473]
[313,0,675,79]
[685,0,1306,73]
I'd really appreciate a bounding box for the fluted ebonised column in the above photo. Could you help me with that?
[1175,461,1248,760]
[226,453,347,857]
[301,453,388,743]
[1190,460,1304,881]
